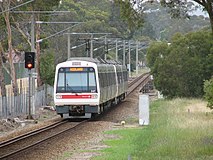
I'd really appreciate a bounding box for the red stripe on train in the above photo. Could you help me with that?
[61,94,91,99]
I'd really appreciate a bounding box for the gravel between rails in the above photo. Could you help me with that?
[1,87,156,160]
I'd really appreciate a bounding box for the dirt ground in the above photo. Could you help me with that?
[0,106,60,142]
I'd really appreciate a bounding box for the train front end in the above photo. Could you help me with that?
[54,59,99,118]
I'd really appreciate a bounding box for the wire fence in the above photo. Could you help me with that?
[0,84,54,119]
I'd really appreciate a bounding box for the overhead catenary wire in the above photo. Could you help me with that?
[71,42,87,49]
[36,23,83,43]
[0,0,35,14]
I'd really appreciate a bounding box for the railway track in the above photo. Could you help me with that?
[128,72,150,95]
[0,72,151,159]
[0,119,88,159]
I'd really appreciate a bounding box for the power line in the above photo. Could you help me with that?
[37,23,83,43]
[0,0,35,14]
[36,21,82,24]
[71,42,87,50]
[11,11,70,14]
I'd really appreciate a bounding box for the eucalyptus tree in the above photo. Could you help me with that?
[40,50,55,86]
[0,42,6,97]
[161,0,213,37]
[31,0,60,87]
[115,0,213,37]
[0,0,61,97]
[0,0,19,96]
[136,2,210,41]
[0,8,7,98]
[54,0,132,61]
[11,0,61,87]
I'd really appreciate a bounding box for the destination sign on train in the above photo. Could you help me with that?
[70,67,84,71]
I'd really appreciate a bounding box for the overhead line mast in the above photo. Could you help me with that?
[64,32,112,59]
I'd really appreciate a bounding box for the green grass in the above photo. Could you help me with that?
[93,98,213,160]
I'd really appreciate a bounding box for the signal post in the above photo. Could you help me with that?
[25,52,35,119]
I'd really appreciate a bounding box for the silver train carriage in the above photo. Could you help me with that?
[53,57,128,118]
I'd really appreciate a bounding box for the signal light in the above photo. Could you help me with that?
[27,63,33,68]
[25,52,35,69]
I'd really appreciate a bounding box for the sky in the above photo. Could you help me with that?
[192,9,208,17]
[189,0,208,17]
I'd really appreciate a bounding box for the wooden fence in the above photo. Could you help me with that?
[0,83,53,119]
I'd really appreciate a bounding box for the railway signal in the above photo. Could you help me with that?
[25,52,35,69]
[25,52,35,119]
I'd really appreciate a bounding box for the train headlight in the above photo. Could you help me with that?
[56,95,62,99]
[91,94,98,99]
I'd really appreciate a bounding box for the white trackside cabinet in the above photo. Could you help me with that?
[139,94,149,125]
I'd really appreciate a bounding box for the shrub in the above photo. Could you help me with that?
[204,77,213,109]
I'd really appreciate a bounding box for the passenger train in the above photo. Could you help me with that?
[54,57,128,118]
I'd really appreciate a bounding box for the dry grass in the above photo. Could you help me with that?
[168,99,213,129]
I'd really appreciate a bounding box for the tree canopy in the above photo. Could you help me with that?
[147,30,213,98]
[116,0,213,37]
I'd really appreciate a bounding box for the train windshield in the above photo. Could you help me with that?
[56,67,97,93]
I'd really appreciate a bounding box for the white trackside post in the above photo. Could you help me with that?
[139,94,149,125]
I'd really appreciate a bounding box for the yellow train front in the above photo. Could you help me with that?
[54,57,128,118]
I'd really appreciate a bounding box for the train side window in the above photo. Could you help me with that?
[118,72,122,84]
[57,72,65,92]
[89,72,97,92]
[110,72,112,86]
[116,72,119,84]
[106,72,109,87]
[102,73,107,87]
[101,73,104,87]
[124,71,128,81]
[121,71,124,82]
[98,73,101,87]
[113,72,116,85]
[108,72,111,86]
[99,73,103,87]
[110,72,112,85]
[105,73,107,87]
[111,72,115,85]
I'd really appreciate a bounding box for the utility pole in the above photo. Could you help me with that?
[136,41,139,75]
[86,40,90,57]
[31,14,35,52]
[123,40,126,66]
[67,32,71,59]
[104,36,107,60]
[90,34,93,58]
[115,39,118,61]
[128,41,131,77]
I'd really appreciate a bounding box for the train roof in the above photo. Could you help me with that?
[67,57,122,65]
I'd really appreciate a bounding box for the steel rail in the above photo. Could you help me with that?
[0,119,88,159]
[128,72,150,95]
[0,119,68,147]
